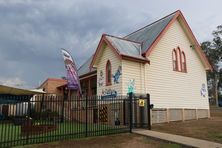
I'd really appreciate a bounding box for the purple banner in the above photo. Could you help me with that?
[61,49,82,93]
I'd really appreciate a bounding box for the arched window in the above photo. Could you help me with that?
[172,49,178,71]
[172,47,187,73]
[176,47,182,71]
[181,52,187,72]
[106,60,112,85]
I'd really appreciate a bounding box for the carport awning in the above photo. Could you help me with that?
[0,94,32,104]
[0,85,45,104]
[0,85,45,95]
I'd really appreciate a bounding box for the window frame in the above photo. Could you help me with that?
[181,51,187,73]
[176,47,182,72]
[172,49,178,71]
[106,60,112,86]
[172,47,187,73]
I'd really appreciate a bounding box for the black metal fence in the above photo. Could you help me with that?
[0,93,150,147]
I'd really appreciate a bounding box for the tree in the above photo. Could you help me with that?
[201,25,222,106]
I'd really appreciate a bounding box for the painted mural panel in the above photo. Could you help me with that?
[127,79,135,93]
[200,83,207,97]
[113,66,122,84]
[96,46,122,96]
[98,70,104,87]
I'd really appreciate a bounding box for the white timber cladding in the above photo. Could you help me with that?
[96,46,122,96]
[122,60,145,95]
[94,18,209,110]
[146,19,209,109]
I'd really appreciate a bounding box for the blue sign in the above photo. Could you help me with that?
[101,89,117,100]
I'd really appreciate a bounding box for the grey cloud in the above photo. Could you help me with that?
[0,0,221,88]
[0,1,152,88]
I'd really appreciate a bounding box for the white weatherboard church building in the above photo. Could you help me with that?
[78,10,212,123]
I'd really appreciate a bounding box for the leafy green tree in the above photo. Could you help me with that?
[201,25,222,106]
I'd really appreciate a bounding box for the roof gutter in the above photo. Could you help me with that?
[121,54,150,64]
[79,70,97,80]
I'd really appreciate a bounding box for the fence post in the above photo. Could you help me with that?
[26,97,32,145]
[28,98,31,117]
[129,92,133,133]
[61,97,65,123]
[123,99,125,125]
[85,95,88,137]
[147,93,151,130]
[40,94,44,113]
[140,104,144,128]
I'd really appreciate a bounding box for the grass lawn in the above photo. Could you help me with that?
[0,121,128,147]
[152,107,222,143]
[14,133,184,148]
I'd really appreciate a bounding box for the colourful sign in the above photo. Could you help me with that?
[139,99,145,107]
[61,49,82,94]
[101,89,117,99]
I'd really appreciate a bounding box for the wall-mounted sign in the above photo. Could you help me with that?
[101,89,117,100]
[139,99,145,107]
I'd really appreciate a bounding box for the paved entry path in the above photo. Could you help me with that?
[133,129,222,148]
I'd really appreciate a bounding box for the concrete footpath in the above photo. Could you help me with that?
[133,129,222,148]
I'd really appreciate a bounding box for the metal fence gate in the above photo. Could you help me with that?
[128,93,151,131]
[0,93,151,147]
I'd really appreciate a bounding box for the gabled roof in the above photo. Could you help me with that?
[125,10,212,70]
[125,11,177,54]
[89,10,212,71]
[90,34,149,69]
[90,12,178,69]
[78,55,96,77]
[105,35,146,60]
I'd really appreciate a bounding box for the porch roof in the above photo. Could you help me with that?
[78,55,96,77]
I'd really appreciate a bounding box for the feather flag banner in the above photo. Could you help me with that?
[61,49,82,94]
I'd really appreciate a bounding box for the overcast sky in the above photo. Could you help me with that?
[0,0,221,88]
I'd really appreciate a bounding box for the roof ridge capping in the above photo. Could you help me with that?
[124,10,181,38]
[104,34,142,44]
